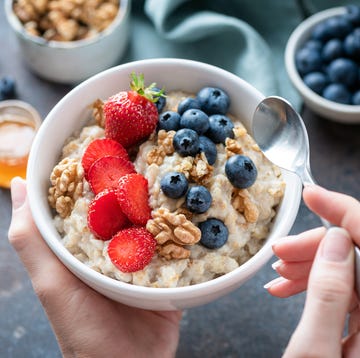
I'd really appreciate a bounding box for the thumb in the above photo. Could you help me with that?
[10,177,27,211]
[284,227,354,357]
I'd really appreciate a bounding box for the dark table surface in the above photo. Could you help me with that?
[1,7,360,358]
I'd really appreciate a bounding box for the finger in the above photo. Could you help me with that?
[264,277,308,298]
[343,332,360,358]
[272,260,313,280]
[272,227,326,262]
[349,306,360,336]
[284,227,354,357]
[303,185,360,245]
[8,178,83,302]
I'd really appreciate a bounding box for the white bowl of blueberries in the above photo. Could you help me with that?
[285,5,360,123]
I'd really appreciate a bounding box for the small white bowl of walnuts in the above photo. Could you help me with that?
[4,0,131,84]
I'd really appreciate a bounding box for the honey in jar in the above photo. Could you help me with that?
[0,101,41,188]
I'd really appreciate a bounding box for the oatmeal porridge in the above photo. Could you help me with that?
[49,84,285,288]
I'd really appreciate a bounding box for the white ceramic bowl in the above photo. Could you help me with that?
[27,59,302,310]
[4,0,131,84]
[285,7,360,124]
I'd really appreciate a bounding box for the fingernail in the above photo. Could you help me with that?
[271,260,282,271]
[264,276,286,289]
[10,177,26,210]
[304,184,328,194]
[321,227,352,262]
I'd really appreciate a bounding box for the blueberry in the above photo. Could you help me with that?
[225,155,257,189]
[303,72,328,94]
[303,39,323,51]
[180,109,209,134]
[196,87,230,115]
[153,87,166,113]
[206,114,234,144]
[177,97,201,115]
[344,28,360,60]
[345,5,360,26]
[327,58,358,87]
[323,83,351,104]
[311,22,331,42]
[158,111,180,131]
[295,47,322,76]
[160,172,188,199]
[0,76,16,100]
[185,185,212,213]
[352,90,360,105]
[173,128,200,157]
[322,38,343,62]
[198,136,217,165]
[199,218,228,249]
[322,16,352,39]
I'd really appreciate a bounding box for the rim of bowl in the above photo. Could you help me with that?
[285,6,360,122]
[27,58,302,300]
[0,99,42,129]
[4,0,130,49]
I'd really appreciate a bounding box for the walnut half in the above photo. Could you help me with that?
[146,208,201,260]
[48,157,84,218]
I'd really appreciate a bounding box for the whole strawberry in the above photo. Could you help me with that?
[104,73,163,148]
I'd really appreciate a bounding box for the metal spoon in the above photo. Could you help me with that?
[252,95,360,294]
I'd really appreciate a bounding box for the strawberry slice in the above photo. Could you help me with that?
[82,138,129,179]
[104,73,161,148]
[108,227,157,273]
[88,155,135,195]
[88,190,129,240]
[117,173,152,226]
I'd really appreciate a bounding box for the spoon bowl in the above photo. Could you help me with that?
[252,96,313,184]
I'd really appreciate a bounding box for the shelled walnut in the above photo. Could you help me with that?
[146,208,201,260]
[92,99,105,128]
[225,137,243,158]
[48,157,84,218]
[146,130,175,166]
[13,0,120,41]
[188,152,213,185]
[232,188,259,223]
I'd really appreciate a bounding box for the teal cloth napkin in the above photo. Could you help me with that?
[123,0,360,110]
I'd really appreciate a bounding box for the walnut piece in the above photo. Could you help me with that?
[188,152,213,185]
[232,188,259,223]
[92,99,105,128]
[146,130,175,166]
[233,125,247,138]
[13,0,120,41]
[157,243,190,260]
[146,208,201,260]
[225,137,243,158]
[48,157,84,218]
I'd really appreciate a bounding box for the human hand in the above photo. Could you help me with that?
[8,177,182,358]
[265,185,360,357]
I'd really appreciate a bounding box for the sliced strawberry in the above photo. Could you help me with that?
[104,73,160,148]
[108,227,157,273]
[88,190,129,240]
[88,155,135,195]
[82,138,129,179]
[117,173,152,226]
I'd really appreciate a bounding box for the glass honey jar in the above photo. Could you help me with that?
[0,100,41,188]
